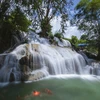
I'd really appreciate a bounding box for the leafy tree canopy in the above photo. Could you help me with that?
[75,0,100,59]
[0,0,73,53]
[0,0,31,53]
[27,0,73,36]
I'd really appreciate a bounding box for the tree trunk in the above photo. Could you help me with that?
[40,18,51,37]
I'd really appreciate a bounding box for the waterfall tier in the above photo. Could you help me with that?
[0,39,99,82]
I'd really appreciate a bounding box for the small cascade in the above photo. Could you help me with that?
[0,54,21,82]
[28,43,86,74]
[78,51,94,65]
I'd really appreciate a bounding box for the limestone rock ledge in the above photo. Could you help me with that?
[28,71,45,81]
[21,71,45,81]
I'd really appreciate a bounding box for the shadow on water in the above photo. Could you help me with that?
[0,76,100,100]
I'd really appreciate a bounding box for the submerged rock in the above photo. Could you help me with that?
[20,71,45,81]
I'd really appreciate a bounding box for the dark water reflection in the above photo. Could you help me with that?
[0,75,100,100]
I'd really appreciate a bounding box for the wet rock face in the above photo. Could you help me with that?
[20,71,45,81]
[0,55,6,69]
[19,56,29,66]
[21,71,45,81]
[19,55,45,81]
[9,72,15,82]
[19,56,29,73]
[83,51,97,60]
[19,55,32,81]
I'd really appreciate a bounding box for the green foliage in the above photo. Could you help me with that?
[63,38,71,42]
[11,7,31,32]
[71,36,78,45]
[0,1,31,53]
[13,0,71,38]
[48,32,55,43]
[78,39,87,44]
[86,44,98,54]
[40,18,52,37]
[64,36,78,48]
[75,0,100,38]
[75,0,100,59]
[79,34,87,44]
[30,0,72,37]
[48,32,54,39]
[54,32,63,40]
[80,34,87,40]
[0,0,73,53]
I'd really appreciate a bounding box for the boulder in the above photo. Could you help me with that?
[9,72,15,82]
[27,71,45,81]
[19,56,29,66]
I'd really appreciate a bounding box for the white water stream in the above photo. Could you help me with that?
[0,35,99,82]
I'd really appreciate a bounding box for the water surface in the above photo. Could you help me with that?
[0,75,100,100]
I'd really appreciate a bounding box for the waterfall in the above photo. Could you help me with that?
[0,38,99,82]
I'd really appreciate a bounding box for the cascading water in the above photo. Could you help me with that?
[0,34,99,82]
